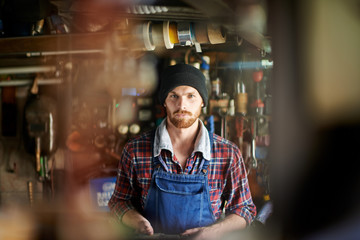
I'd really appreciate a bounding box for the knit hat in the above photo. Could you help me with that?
[159,64,208,107]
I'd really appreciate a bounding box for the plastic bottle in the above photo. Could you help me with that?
[200,56,211,101]
[234,76,248,115]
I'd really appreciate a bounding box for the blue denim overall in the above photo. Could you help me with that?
[143,133,215,234]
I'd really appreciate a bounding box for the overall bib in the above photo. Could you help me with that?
[143,132,215,234]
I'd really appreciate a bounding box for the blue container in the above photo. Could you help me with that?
[89,177,117,211]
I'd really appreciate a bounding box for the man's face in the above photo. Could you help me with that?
[164,85,203,128]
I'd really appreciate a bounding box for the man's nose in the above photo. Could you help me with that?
[177,96,187,109]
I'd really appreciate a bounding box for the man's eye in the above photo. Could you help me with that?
[188,94,195,98]
[170,94,178,98]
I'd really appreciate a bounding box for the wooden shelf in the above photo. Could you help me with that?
[0,32,110,55]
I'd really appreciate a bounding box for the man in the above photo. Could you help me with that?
[108,64,256,239]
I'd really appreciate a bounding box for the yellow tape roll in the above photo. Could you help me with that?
[169,22,179,44]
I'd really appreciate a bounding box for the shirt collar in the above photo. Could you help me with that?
[153,118,211,161]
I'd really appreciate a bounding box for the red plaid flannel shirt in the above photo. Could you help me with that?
[108,130,256,224]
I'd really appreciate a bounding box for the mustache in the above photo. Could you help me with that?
[173,110,192,116]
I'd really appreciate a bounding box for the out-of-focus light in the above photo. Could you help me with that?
[261,59,273,68]
[121,88,137,96]
[220,61,272,70]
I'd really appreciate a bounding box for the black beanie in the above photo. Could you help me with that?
[159,64,208,107]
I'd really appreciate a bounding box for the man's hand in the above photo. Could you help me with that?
[181,214,247,240]
[181,226,220,240]
[122,209,154,235]
[136,219,154,235]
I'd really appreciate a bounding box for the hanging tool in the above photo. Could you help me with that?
[235,116,245,150]
[251,70,265,115]
[218,108,228,139]
[248,69,265,173]
[35,137,41,172]
[234,65,248,150]
[24,76,58,180]
[28,181,34,207]
[250,118,258,171]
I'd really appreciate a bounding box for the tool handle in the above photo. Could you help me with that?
[35,137,41,172]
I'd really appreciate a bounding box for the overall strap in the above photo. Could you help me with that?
[156,155,170,172]
[197,158,209,175]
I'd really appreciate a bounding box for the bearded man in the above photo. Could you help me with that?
[108,64,256,240]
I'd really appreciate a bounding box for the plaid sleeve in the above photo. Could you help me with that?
[225,146,257,224]
[108,142,136,220]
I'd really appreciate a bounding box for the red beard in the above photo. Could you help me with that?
[167,109,201,128]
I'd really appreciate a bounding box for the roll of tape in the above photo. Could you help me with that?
[177,22,194,46]
[162,21,174,49]
[169,22,179,44]
[194,22,210,44]
[152,22,164,47]
[129,21,155,51]
[122,21,154,51]
[151,21,174,49]
[142,21,155,51]
[207,23,226,44]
